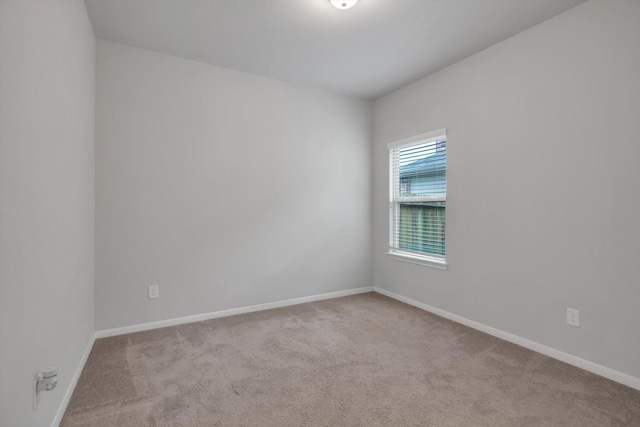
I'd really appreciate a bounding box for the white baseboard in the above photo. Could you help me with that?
[95,287,374,339]
[51,334,95,427]
[374,287,640,391]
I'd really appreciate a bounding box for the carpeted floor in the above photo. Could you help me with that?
[61,292,640,426]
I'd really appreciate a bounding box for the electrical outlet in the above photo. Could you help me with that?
[148,285,159,299]
[566,308,579,327]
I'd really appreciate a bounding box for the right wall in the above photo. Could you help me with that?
[373,0,640,381]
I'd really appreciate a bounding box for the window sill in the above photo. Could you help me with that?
[386,251,448,270]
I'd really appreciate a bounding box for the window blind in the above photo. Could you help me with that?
[389,131,446,258]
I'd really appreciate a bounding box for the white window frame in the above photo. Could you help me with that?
[387,128,448,270]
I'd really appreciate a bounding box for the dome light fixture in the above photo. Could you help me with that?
[330,0,358,10]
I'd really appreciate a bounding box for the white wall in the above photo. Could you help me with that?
[373,0,640,379]
[96,41,372,330]
[0,1,95,426]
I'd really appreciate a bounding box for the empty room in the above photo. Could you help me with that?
[2,0,640,426]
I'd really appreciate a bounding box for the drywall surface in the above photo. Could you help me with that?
[373,0,640,379]
[0,1,96,426]
[96,41,372,330]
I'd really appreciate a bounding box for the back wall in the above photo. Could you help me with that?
[96,41,372,330]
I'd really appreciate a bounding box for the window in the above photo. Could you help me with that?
[388,129,447,269]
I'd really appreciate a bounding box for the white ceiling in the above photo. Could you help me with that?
[85,0,586,100]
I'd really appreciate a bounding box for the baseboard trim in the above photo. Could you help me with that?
[51,333,95,427]
[95,287,374,339]
[374,287,640,391]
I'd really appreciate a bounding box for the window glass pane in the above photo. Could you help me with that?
[398,139,446,197]
[398,202,445,256]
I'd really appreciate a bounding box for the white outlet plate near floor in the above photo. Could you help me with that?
[148,285,159,299]
[566,308,579,327]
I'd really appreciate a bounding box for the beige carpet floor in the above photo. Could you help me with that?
[61,293,640,426]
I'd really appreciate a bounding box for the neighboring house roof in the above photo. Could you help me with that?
[399,151,446,179]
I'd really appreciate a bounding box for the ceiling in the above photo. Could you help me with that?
[85,0,586,100]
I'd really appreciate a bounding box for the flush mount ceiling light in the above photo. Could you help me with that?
[330,0,358,10]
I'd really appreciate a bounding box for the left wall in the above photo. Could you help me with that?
[0,1,95,426]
